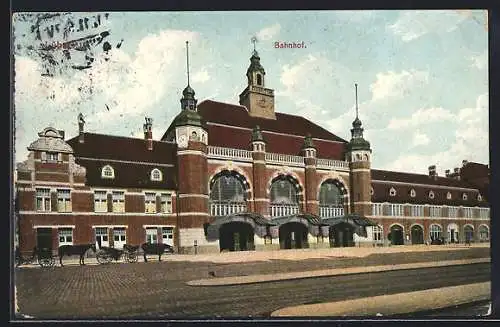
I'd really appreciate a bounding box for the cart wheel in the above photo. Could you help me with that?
[96,251,109,264]
[39,258,51,268]
[126,253,138,263]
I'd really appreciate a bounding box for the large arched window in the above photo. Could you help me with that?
[319,179,345,218]
[270,175,300,217]
[209,172,248,216]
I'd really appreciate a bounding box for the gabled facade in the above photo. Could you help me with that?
[14,46,490,255]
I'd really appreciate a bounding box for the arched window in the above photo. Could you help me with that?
[429,224,442,241]
[256,74,262,86]
[270,176,299,204]
[319,180,345,218]
[479,225,489,241]
[462,193,468,200]
[370,187,374,196]
[389,187,397,197]
[209,172,248,216]
[410,189,416,197]
[269,175,300,217]
[477,194,482,201]
[428,190,435,199]
[101,165,114,179]
[150,168,162,181]
[447,192,452,200]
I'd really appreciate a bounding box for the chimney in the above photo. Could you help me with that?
[78,113,85,143]
[428,165,436,177]
[462,160,468,167]
[445,169,450,177]
[59,130,65,139]
[143,117,153,151]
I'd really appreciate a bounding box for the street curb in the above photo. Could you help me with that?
[186,258,490,286]
[270,282,490,317]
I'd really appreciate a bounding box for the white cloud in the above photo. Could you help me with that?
[192,68,210,83]
[388,10,468,42]
[256,23,281,41]
[384,93,489,175]
[370,69,429,102]
[469,50,488,70]
[14,29,199,163]
[387,107,455,130]
[412,131,430,147]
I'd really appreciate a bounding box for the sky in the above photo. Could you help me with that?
[12,10,488,175]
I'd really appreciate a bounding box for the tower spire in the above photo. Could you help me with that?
[355,83,359,119]
[251,36,258,55]
[186,41,190,86]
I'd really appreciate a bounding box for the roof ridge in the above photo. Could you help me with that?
[67,132,175,145]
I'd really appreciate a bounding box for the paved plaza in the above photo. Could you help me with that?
[13,245,490,319]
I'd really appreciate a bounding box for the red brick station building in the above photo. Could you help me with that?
[14,48,490,255]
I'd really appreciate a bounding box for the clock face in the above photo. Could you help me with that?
[177,135,188,148]
[258,97,267,108]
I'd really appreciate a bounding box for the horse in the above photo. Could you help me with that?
[141,242,174,262]
[58,244,97,267]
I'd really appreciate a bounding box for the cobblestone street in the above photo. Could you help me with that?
[14,247,490,319]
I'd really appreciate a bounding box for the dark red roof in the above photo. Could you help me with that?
[371,169,478,188]
[371,169,488,206]
[66,133,178,189]
[67,133,177,164]
[76,159,177,189]
[207,124,345,159]
[162,100,348,159]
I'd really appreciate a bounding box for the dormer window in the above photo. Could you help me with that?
[151,168,162,182]
[447,192,452,200]
[46,152,59,163]
[462,193,468,200]
[101,165,115,179]
[256,74,262,86]
[428,191,435,199]
[477,194,482,201]
[389,187,396,197]
[410,189,416,198]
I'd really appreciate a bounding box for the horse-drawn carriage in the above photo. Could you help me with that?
[96,244,139,264]
[16,242,175,267]
[95,243,174,264]
[15,246,56,268]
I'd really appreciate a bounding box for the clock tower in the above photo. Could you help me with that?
[239,38,276,119]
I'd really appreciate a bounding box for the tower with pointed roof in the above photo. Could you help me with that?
[174,41,210,254]
[239,37,276,119]
[347,84,372,217]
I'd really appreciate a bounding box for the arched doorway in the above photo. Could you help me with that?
[219,222,255,252]
[210,171,249,216]
[464,225,474,244]
[279,222,308,249]
[269,175,301,217]
[329,222,355,247]
[479,225,489,242]
[447,223,459,243]
[390,225,404,245]
[411,225,424,244]
[318,179,346,218]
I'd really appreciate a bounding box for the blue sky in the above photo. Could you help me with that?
[12,10,488,175]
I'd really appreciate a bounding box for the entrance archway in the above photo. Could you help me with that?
[447,223,459,243]
[219,222,255,252]
[279,222,308,249]
[464,225,474,243]
[410,225,424,244]
[390,224,404,245]
[36,228,52,250]
[329,222,355,247]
